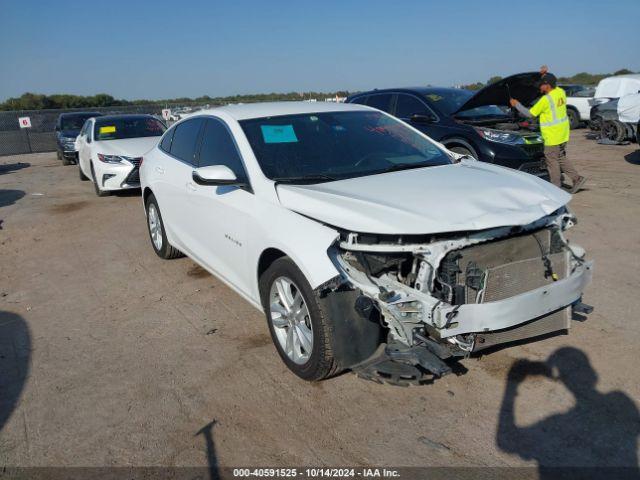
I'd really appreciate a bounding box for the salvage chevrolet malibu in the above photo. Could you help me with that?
[140,102,592,384]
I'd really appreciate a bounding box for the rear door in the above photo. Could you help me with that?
[363,93,394,114]
[153,117,205,253]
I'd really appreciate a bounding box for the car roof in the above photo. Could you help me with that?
[93,113,157,122]
[350,86,467,97]
[59,111,102,118]
[194,101,370,121]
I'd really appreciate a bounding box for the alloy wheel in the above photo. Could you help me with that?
[147,203,163,251]
[269,276,313,365]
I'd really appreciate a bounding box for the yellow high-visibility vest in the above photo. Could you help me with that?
[529,87,570,146]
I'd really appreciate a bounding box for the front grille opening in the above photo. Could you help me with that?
[434,228,568,305]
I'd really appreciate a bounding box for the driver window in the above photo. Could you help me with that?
[198,119,246,180]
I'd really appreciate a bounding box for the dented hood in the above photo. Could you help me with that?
[276,161,570,235]
[454,72,541,113]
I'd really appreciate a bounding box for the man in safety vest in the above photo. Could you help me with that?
[510,72,587,193]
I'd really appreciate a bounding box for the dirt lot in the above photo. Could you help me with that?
[1,134,639,470]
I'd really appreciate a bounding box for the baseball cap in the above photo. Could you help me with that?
[537,73,557,88]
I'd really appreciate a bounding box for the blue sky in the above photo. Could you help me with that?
[1,0,639,101]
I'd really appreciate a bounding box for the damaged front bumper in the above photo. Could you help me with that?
[428,259,591,337]
[327,211,593,380]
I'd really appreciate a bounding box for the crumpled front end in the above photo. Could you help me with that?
[326,209,593,383]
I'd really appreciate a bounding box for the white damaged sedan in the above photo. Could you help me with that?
[140,102,592,383]
[76,114,166,196]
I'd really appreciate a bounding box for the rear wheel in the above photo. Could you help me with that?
[145,193,183,259]
[567,108,580,129]
[259,257,340,381]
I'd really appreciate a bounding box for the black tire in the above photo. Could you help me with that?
[259,257,340,381]
[78,161,89,181]
[145,193,183,259]
[567,108,580,129]
[90,162,110,197]
[448,145,477,160]
[602,120,627,143]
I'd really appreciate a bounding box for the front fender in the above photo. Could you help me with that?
[249,207,341,300]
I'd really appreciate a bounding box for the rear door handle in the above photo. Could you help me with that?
[186,182,197,191]
[155,166,165,174]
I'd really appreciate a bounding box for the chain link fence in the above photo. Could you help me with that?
[0,104,211,157]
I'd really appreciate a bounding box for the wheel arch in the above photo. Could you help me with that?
[257,247,288,286]
[143,186,154,206]
[441,137,479,158]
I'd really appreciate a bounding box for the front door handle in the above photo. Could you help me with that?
[186,181,197,191]
[155,166,165,174]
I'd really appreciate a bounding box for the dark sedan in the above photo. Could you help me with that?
[346,73,549,178]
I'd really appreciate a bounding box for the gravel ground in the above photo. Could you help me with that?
[1,133,639,471]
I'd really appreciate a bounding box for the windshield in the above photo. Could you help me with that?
[61,115,95,131]
[93,116,166,141]
[240,111,451,183]
[423,89,507,118]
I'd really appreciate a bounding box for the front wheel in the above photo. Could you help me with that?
[90,163,110,197]
[78,161,89,181]
[259,257,340,381]
[602,120,627,143]
[448,145,477,160]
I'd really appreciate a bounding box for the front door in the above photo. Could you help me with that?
[187,118,254,296]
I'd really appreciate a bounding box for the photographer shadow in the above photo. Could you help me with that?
[496,347,639,479]
[0,311,31,433]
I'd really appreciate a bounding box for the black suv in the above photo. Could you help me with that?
[55,112,101,165]
[346,72,548,178]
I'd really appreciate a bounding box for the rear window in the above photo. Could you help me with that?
[366,94,393,113]
[168,118,204,164]
[94,116,166,141]
[61,114,98,131]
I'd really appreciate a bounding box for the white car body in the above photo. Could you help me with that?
[589,74,640,108]
[76,115,164,192]
[566,94,593,121]
[140,102,592,381]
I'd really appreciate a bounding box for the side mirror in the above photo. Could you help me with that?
[410,113,436,124]
[192,165,243,186]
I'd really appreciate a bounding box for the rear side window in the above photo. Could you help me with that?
[160,127,175,152]
[169,118,204,164]
[366,94,393,113]
[198,119,246,178]
[395,94,431,119]
[350,96,369,106]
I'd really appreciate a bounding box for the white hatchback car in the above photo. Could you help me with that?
[140,102,592,383]
[76,114,166,196]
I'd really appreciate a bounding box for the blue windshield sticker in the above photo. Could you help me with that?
[261,125,298,143]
